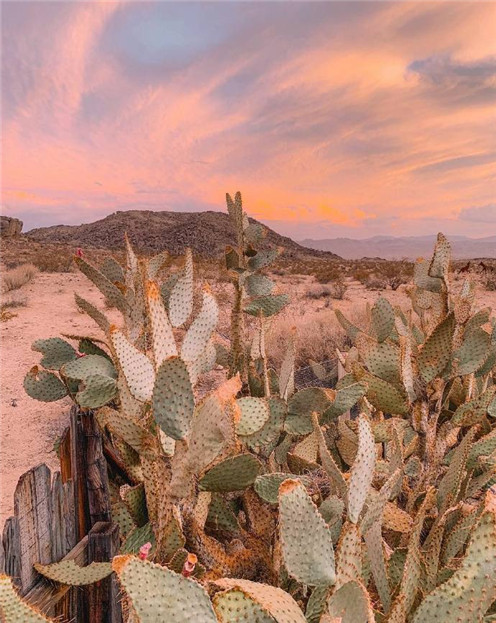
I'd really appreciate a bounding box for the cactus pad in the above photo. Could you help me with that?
[34,560,113,585]
[24,366,68,402]
[112,556,217,622]
[152,356,194,440]
[199,454,262,492]
[279,479,336,586]
[32,337,77,370]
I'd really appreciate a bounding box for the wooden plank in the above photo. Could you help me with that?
[88,522,122,623]
[23,535,88,616]
[50,472,76,562]
[59,425,72,484]
[2,517,20,584]
[13,464,52,593]
[70,406,90,541]
[81,413,112,527]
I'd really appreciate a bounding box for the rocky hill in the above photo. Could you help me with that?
[27,210,341,259]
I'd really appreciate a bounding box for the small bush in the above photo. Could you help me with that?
[1,264,37,292]
[33,253,74,273]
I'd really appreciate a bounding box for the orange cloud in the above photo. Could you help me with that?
[2,2,496,238]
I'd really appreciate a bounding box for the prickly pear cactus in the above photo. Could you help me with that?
[16,221,496,623]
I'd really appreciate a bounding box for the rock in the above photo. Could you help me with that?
[0,216,23,237]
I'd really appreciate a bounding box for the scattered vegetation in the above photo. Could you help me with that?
[1,263,37,292]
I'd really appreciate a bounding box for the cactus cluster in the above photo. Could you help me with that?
[10,198,496,623]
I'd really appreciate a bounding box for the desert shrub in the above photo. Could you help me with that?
[1,263,37,292]
[1,292,27,309]
[484,274,496,291]
[32,252,74,273]
[365,275,387,290]
[268,305,367,368]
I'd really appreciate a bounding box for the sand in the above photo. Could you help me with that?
[0,273,120,525]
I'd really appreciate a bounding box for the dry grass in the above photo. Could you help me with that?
[304,282,347,301]
[267,305,368,369]
[1,264,37,293]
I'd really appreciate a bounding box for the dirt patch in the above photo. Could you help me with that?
[0,272,120,524]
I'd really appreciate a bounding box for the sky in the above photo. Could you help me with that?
[1,1,496,240]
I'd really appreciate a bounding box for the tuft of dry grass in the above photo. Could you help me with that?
[1,263,37,293]
[267,305,368,369]
[304,282,347,301]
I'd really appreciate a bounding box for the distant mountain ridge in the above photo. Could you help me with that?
[26,210,341,259]
[300,235,496,260]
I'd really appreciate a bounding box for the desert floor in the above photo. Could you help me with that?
[1,269,495,525]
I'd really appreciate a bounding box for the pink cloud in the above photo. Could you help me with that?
[2,2,496,238]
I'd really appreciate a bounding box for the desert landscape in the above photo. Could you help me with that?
[2,1,496,621]
[1,209,495,530]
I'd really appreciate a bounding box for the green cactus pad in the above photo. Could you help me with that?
[412,495,496,623]
[32,337,77,370]
[468,428,496,469]
[24,366,68,402]
[100,257,124,283]
[213,579,306,623]
[0,575,53,622]
[101,409,157,457]
[371,297,395,342]
[428,232,451,281]
[414,257,442,293]
[199,454,262,492]
[347,415,375,524]
[279,479,336,586]
[243,397,286,454]
[75,256,129,313]
[146,281,177,367]
[34,560,113,585]
[207,494,240,534]
[452,386,496,427]
[305,585,330,623]
[327,580,374,623]
[323,382,366,421]
[112,556,218,622]
[247,248,279,270]
[110,328,155,402]
[120,523,155,555]
[181,288,219,364]
[147,250,169,280]
[244,294,289,318]
[76,373,117,408]
[74,293,111,334]
[122,483,148,527]
[454,326,491,376]
[76,337,111,360]
[363,341,401,386]
[245,274,275,297]
[254,473,313,505]
[285,387,335,435]
[236,397,271,436]
[152,356,194,440]
[62,354,117,380]
[168,249,194,328]
[418,313,455,383]
[335,309,362,340]
[353,365,408,415]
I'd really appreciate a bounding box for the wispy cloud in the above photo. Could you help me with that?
[2,1,496,238]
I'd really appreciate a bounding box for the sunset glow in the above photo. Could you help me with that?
[2,1,495,238]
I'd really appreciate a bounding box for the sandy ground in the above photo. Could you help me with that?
[0,273,120,525]
[1,270,495,525]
